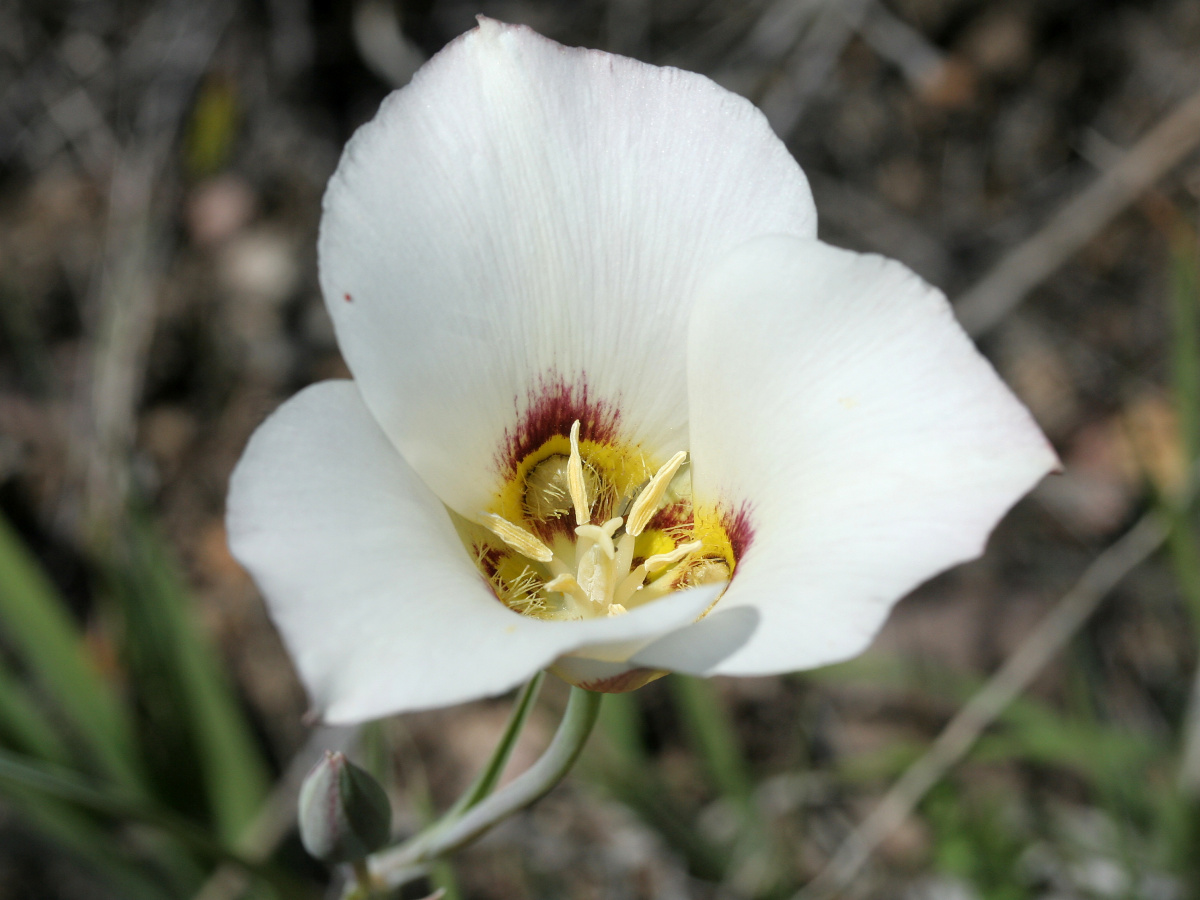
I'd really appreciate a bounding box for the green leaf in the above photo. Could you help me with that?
[0,662,72,764]
[583,690,731,883]
[670,675,752,801]
[2,785,178,900]
[0,513,142,787]
[448,672,544,817]
[111,515,270,847]
[978,699,1159,782]
[0,747,293,894]
[596,689,644,764]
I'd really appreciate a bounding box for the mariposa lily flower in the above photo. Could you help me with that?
[227,19,1057,724]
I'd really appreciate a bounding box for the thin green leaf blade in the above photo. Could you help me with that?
[120,517,271,846]
[0,662,72,764]
[0,513,141,787]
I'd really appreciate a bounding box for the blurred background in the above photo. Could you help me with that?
[2,0,1200,897]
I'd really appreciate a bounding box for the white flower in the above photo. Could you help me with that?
[226,19,1057,724]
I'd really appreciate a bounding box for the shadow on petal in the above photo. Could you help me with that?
[631,606,760,676]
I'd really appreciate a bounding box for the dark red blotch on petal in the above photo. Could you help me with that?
[646,499,694,534]
[497,373,621,476]
[475,544,503,579]
[722,502,756,562]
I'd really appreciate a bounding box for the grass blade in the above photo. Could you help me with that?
[112,515,270,847]
[448,672,544,817]
[0,662,72,764]
[0,513,142,787]
[3,786,178,900]
[0,747,291,892]
[669,675,752,802]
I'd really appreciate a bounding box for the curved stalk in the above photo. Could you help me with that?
[363,685,602,893]
[446,671,544,818]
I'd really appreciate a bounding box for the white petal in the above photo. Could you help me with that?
[227,381,723,721]
[630,606,760,674]
[561,581,726,663]
[319,19,815,514]
[686,236,1058,676]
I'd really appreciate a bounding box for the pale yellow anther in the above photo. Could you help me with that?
[575,523,616,560]
[478,512,554,563]
[644,539,703,573]
[544,573,590,606]
[606,603,628,617]
[567,420,591,526]
[626,450,688,537]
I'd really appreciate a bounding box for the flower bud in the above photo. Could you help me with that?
[298,750,392,863]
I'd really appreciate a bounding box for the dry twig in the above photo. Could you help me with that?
[74,0,232,530]
[757,0,876,138]
[956,85,1200,337]
[796,511,1168,900]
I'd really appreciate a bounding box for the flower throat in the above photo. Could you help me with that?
[469,420,734,620]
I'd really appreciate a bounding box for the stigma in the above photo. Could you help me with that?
[471,420,734,621]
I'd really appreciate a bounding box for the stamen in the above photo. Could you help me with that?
[477,512,554,563]
[613,567,647,607]
[626,451,688,536]
[612,540,704,608]
[636,562,692,603]
[567,420,591,526]
[644,540,703,573]
[544,573,591,607]
[502,568,548,613]
[606,603,628,617]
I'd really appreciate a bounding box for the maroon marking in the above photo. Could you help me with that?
[474,543,503,579]
[580,667,662,693]
[530,515,576,544]
[496,373,621,477]
[721,502,756,563]
[343,292,353,303]
[646,499,694,534]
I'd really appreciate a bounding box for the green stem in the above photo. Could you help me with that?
[363,685,602,894]
[349,858,373,898]
[446,671,544,818]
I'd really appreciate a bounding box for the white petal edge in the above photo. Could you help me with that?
[319,18,816,515]
[227,380,724,722]
[630,606,760,674]
[552,603,758,685]
[686,236,1059,676]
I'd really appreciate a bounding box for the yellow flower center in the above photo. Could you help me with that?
[469,420,736,621]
